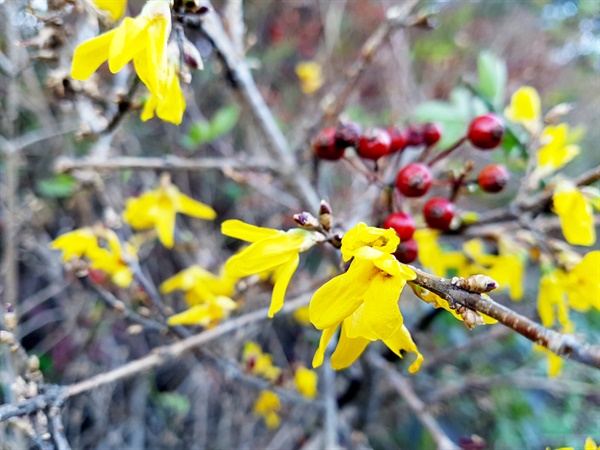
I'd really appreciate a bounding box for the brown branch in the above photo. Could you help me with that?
[188,5,321,210]
[54,155,278,173]
[409,267,600,370]
[369,354,460,450]
[0,293,311,422]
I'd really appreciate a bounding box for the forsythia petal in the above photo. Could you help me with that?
[294,367,318,398]
[553,182,596,246]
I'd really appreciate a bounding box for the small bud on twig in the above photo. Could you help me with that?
[318,200,333,231]
[293,212,320,230]
[451,274,499,293]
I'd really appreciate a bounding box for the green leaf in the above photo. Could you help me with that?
[182,120,212,149]
[478,51,507,110]
[37,174,77,198]
[155,392,191,415]
[209,105,240,140]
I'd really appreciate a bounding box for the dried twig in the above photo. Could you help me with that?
[54,155,278,173]
[409,267,600,369]
[369,354,460,450]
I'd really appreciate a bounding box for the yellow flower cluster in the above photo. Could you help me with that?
[72,0,197,124]
[123,174,216,249]
[552,436,599,450]
[243,341,282,382]
[414,230,526,301]
[161,265,238,327]
[253,390,281,429]
[309,223,423,372]
[51,225,136,287]
[536,251,599,376]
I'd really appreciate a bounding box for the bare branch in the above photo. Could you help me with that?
[370,354,460,450]
[409,267,600,370]
[54,155,278,173]
[0,293,311,422]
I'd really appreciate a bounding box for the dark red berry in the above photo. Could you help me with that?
[395,163,433,197]
[422,123,443,146]
[313,127,344,161]
[393,238,418,264]
[423,197,455,230]
[357,128,391,160]
[405,126,425,147]
[88,269,108,284]
[467,113,505,150]
[335,120,362,149]
[387,126,408,153]
[383,212,416,241]
[478,164,510,193]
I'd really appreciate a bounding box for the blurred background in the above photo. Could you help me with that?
[1,0,599,449]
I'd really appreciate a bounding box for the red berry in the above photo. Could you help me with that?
[313,127,344,160]
[395,163,433,197]
[393,238,418,264]
[383,212,416,241]
[387,126,408,153]
[422,123,443,146]
[88,269,108,284]
[405,126,424,147]
[423,197,455,230]
[478,164,510,193]
[357,128,391,160]
[467,113,505,150]
[335,120,362,149]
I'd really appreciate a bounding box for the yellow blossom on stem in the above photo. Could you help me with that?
[503,86,542,132]
[71,0,172,96]
[293,305,311,326]
[167,295,237,327]
[160,265,237,306]
[140,42,186,124]
[222,220,317,317]
[295,61,323,95]
[535,124,581,177]
[51,226,136,287]
[243,341,281,382]
[585,438,600,450]
[567,251,600,312]
[294,366,318,399]
[534,344,564,378]
[537,269,573,333]
[552,180,595,247]
[413,229,469,278]
[123,173,216,248]
[253,390,281,429]
[92,0,127,21]
[309,223,422,372]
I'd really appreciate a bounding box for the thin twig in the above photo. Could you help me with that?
[370,354,460,450]
[54,155,278,173]
[409,267,600,369]
[0,293,311,421]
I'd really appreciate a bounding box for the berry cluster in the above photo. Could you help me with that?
[312,113,510,263]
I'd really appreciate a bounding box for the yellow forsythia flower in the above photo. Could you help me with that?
[552,180,596,246]
[71,0,171,96]
[222,220,316,317]
[567,251,600,312]
[309,223,423,372]
[504,86,542,132]
[51,226,136,287]
[534,344,564,378]
[123,173,216,248]
[92,0,127,21]
[243,341,281,382]
[253,390,281,429]
[413,229,468,278]
[293,305,311,326]
[537,269,574,333]
[295,61,323,95]
[294,366,318,399]
[536,124,580,176]
[585,437,600,450]
[160,265,237,306]
[140,43,186,124]
[167,296,237,327]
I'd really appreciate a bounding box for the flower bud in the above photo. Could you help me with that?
[293,212,320,229]
[452,274,499,293]
[318,200,333,231]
